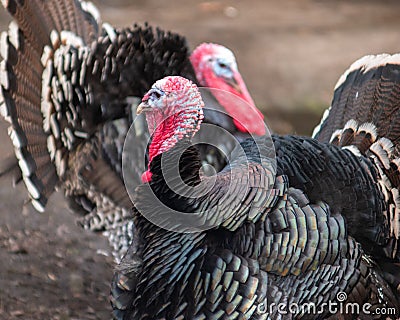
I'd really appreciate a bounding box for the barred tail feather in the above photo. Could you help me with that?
[2,0,100,48]
[0,0,101,210]
[313,53,400,146]
[331,120,400,262]
[1,24,56,209]
[317,54,400,263]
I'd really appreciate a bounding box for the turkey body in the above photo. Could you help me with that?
[111,76,399,319]
[113,135,400,320]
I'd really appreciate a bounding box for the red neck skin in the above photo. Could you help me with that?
[198,68,265,136]
[142,110,202,183]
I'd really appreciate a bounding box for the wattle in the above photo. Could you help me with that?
[213,88,266,135]
[141,170,153,183]
[233,116,265,136]
[204,71,265,135]
[142,108,202,184]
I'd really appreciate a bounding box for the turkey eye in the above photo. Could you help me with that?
[218,62,228,69]
[149,89,163,100]
[152,92,161,99]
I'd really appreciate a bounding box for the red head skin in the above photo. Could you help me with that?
[137,76,204,182]
[190,43,265,135]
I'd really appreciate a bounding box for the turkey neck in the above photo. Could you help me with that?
[135,139,204,226]
[132,141,209,318]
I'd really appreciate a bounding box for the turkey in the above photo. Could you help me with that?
[0,0,264,261]
[111,76,399,319]
[311,55,400,266]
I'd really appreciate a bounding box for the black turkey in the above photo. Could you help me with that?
[111,76,399,319]
[0,0,264,261]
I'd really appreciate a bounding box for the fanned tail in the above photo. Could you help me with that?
[0,0,101,210]
[313,53,400,146]
[1,1,198,261]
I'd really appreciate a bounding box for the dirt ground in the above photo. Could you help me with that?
[1,0,400,319]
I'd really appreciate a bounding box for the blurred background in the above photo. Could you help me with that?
[1,0,400,319]
[84,0,400,134]
[2,0,400,134]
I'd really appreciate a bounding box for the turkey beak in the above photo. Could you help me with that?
[136,101,150,115]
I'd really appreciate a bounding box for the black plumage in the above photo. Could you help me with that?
[112,136,399,319]
[3,1,400,317]
[111,75,400,319]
